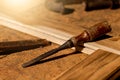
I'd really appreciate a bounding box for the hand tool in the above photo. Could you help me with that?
[45,0,83,14]
[22,21,111,68]
[45,0,120,13]
[85,0,120,11]
[0,39,51,52]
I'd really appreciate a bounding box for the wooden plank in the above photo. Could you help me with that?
[0,1,120,54]
[56,50,120,80]
[0,1,120,80]
[0,13,95,55]
[0,25,88,80]
[0,0,120,36]
[0,14,120,55]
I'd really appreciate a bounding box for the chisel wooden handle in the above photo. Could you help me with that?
[72,21,111,46]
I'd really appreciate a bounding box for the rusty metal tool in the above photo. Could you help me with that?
[22,21,111,68]
[0,39,51,51]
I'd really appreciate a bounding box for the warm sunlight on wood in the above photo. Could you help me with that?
[2,0,45,13]
[4,0,31,6]
[5,0,30,6]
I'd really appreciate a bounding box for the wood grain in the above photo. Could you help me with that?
[0,1,120,80]
[0,14,120,55]
[56,50,120,80]
[0,25,88,80]
[0,0,119,53]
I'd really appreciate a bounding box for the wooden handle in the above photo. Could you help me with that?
[85,21,111,41]
[72,21,111,46]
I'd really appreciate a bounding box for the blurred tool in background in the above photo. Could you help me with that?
[45,0,120,14]
[85,0,120,11]
[45,0,83,14]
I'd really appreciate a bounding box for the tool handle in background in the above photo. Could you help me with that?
[85,0,120,11]
[112,0,120,9]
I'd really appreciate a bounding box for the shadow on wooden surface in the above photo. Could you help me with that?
[63,8,75,15]
[92,35,112,42]
[26,51,80,67]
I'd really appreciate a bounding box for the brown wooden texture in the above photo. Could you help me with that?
[56,50,120,80]
[0,25,88,80]
[0,0,120,80]
[0,0,119,51]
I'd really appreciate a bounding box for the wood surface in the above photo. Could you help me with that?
[56,50,120,80]
[1,15,120,55]
[0,0,119,52]
[0,25,88,80]
[0,0,120,80]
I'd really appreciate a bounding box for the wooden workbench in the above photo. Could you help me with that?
[0,0,120,80]
[0,0,120,51]
[0,26,88,80]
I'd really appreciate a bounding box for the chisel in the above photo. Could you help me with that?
[22,21,111,68]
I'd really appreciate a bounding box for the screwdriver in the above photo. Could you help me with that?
[22,21,111,68]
